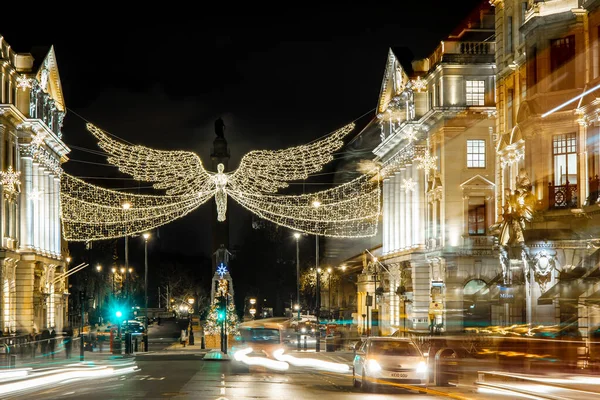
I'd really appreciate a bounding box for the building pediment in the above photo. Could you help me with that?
[460,174,495,190]
[35,46,65,112]
[377,48,410,114]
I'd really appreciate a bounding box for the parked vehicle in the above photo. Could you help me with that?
[121,320,145,335]
[352,337,428,392]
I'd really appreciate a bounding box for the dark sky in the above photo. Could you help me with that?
[1,1,485,260]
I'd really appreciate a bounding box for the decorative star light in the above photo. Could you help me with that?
[0,166,21,195]
[31,130,47,148]
[28,188,44,202]
[411,76,427,93]
[401,178,417,193]
[402,126,418,142]
[60,123,381,241]
[217,263,228,278]
[16,76,33,90]
[416,150,438,173]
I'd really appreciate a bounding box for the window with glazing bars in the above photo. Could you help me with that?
[553,133,577,185]
[466,80,485,106]
[467,139,486,168]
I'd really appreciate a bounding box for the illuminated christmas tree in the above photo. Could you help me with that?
[205,278,239,335]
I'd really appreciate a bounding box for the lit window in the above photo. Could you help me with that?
[468,198,486,236]
[553,133,577,185]
[466,80,485,106]
[467,140,486,168]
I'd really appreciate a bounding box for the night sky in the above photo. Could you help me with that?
[1,2,485,307]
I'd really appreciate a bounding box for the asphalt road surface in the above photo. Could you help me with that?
[10,359,444,399]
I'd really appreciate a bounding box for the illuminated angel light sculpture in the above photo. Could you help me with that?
[60,123,381,241]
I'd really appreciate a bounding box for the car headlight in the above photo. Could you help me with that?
[366,359,381,373]
[416,361,427,374]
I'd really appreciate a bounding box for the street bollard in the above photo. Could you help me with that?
[134,337,138,352]
[201,335,206,349]
[303,335,307,350]
[297,333,301,351]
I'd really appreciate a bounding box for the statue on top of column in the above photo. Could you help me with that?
[215,117,225,139]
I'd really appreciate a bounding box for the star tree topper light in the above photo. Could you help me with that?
[61,122,381,241]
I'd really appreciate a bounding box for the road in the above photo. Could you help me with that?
[6,359,448,399]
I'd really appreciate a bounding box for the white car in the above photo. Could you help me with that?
[352,337,428,391]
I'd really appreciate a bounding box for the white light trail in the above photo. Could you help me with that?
[233,347,289,371]
[541,82,600,118]
[272,349,350,373]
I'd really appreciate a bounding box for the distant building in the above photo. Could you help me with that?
[0,36,70,334]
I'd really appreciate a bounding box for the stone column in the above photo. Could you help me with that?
[43,170,50,254]
[411,260,431,332]
[413,164,425,247]
[383,178,391,254]
[54,178,61,255]
[32,163,40,250]
[388,175,395,253]
[20,156,34,249]
[405,167,413,249]
[46,173,53,255]
[398,171,405,250]
[15,259,35,333]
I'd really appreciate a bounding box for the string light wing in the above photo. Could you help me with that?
[229,174,380,237]
[61,121,381,240]
[60,174,213,241]
[87,123,214,195]
[228,123,356,194]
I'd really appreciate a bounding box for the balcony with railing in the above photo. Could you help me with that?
[548,181,578,209]
[427,40,495,68]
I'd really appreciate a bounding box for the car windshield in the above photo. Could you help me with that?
[240,328,280,343]
[370,341,421,357]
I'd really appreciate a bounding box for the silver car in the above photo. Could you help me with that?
[352,337,428,391]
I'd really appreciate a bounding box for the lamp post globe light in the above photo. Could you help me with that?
[311,200,321,320]
[142,232,150,350]
[293,232,301,321]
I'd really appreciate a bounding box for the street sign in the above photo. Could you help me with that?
[499,285,515,304]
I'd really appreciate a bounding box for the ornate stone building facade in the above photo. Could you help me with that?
[0,35,70,335]
[490,0,600,355]
[358,3,499,335]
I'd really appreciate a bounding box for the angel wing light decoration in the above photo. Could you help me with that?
[60,122,381,241]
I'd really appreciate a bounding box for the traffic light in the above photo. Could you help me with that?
[116,310,123,319]
[217,296,226,322]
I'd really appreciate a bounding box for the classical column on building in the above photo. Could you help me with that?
[390,174,402,252]
[20,156,35,249]
[411,260,431,332]
[54,178,60,255]
[398,171,406,250]
[15,257,35,333]
[383,178,391,253]
[404,166,413,250]
[413,163,425,248]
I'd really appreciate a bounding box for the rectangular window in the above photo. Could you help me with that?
[550,35,576,91]
[553,133,577,185]
[468,198,486,236]
[466,80,485,106]
[507,16,513,53]
[467,139,486,168]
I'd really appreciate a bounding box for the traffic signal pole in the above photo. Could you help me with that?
[80,290,86,361]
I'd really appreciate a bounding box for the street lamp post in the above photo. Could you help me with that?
[294,232,301,321]
[122,201,131,299]
[327,267,333,320]
[96,265,102,323]
[111,267,117,297]
[312,200,321,319]
[143,232,150,351]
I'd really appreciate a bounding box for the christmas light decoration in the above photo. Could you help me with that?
[416,150,438,173]
[31,130,47,148]
[401,178,416,193]
[61,122,381,240]
[216,263,228,278]
[411,76,427,92]
[0,166,21,195]
[28,188,44,202]
[16,76,33,90]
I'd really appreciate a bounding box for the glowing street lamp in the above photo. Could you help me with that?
[96,265,102,272]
